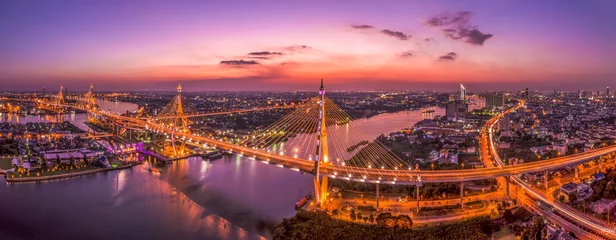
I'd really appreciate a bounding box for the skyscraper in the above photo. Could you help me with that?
[460,84,466,101]
[446,100,468,122]
[486,93,505,110]
[608,87,610,96]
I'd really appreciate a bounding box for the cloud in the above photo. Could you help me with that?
[426,11,472,27]
[286,45,312,52]
[248,51,283,56]
[248,56,270,60]
[438,52,458,60]
[380,29,410,40]
[399,51,413,57]
[220,60,260,65]
[425,37,435,42]
[463,29,493,46]
[425,11,493,46]
[351,24,375,29]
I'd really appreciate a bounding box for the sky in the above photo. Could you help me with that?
[1,0,615,92]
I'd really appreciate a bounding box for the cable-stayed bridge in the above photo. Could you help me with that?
[29,82,616,208]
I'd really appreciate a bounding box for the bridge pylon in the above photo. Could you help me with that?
[55,86,67,113]
[156,83,190,156]
[313,79,329,207]
[85,84,97,122]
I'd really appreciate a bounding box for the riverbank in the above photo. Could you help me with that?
[5,162,143,183]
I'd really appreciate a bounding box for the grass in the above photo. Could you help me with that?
[0,158,13,169]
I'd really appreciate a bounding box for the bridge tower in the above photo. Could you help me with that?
[55,86,67,113]
[85,84,97,121]
[313,79,329,207]
[157,83,190,156]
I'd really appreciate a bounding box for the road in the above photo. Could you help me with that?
[483,103,616,239]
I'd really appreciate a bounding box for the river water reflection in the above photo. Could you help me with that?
[0,102,443,240]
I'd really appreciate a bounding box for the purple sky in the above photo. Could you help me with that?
[1,0,615,92]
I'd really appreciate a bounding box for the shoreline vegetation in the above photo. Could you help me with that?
[272,210,495,240]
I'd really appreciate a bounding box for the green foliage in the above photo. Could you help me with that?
[375,212,413,228]
[357,205,376,212]
[272,211,492,240]
[520,216,546,240]
[419,203,461,213]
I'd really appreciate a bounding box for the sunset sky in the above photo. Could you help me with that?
[1,0,615,92]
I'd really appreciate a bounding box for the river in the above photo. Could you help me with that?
[0,100,444,240]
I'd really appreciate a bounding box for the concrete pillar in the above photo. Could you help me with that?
[460,182,464,208]
[376,183,379,210]
[320,176,328,205]
[416,184,420,212]
[505,175,510,197]
[544,169,549,189]
[575,164,579,179]
[599,159,603,169]
[313,175,321,207]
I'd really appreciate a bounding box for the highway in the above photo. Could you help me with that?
[40,100,616,186]
[484,104,616,239]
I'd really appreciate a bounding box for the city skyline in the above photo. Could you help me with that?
[1,0,615,91]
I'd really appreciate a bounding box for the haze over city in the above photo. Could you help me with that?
[1,0,615,91]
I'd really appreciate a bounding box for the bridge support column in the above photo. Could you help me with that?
[575,164,579,179]
[505,175,510,198]
[376,183,379,210]
[320,176,328,205]
[416,184,420,213]
[460,182,464,208]
[544,169,549,189]
[599,159,603,170]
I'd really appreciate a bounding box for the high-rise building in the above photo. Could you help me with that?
[485,93,504,110]
[524,88,529,99]
[498,116,510,132]
[460,84,466,101]
[608,87,610,96]
[446,100,468,122]
[467,95,486,111]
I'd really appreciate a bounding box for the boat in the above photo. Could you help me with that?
[295,194,313,209]
[204,151,223,160]
[147,167,162,174]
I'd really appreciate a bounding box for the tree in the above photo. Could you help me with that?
[496,203,504,215]
[357,212,362,221]
[369,213,374,223]
[350,210,357,221]
[503,209,515,223]
[332,209,339,217]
